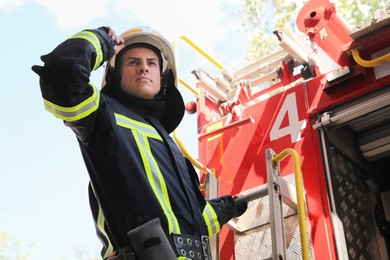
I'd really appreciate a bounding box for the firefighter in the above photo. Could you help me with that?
[32,26,247,260]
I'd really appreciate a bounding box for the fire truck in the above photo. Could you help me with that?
[173,0,390,259]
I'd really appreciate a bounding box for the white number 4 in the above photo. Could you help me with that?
[270,92,306,144]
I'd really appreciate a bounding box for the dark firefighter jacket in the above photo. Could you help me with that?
[32,28,238,259]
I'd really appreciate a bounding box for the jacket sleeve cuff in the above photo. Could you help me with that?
[207,195,236,225]
[92,26,116,64]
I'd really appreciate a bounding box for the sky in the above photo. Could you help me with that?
[0,0,250,259]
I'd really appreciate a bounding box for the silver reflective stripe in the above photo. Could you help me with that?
[202,202,220,236]
[114,113,181,234]
[70,30,103,70]
[44,83,100,121]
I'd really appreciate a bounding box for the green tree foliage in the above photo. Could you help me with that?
[241,0,388,60]
[0,232,29,260]
[0,231,100,260]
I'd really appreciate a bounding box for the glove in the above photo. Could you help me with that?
[210,195,248,225]
[234,198,248,217]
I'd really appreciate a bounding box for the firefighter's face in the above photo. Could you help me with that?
[119,47,161,100]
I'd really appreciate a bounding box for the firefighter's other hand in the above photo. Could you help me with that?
[216,195,248,222]
[233,199,248,217]
[105,26,125,55]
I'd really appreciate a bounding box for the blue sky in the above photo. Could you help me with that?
[0,0,249,259]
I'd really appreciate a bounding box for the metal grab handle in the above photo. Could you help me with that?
[272,148,310,260]
[234,186,269,203]
[351,48,390,67]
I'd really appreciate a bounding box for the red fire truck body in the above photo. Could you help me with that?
[178,1,390,259]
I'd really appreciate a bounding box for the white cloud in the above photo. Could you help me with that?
[33,0,110,29]
[115,0,241,53]
[22,0,243,55]
[26,0,246,70]
[0,0,24,10]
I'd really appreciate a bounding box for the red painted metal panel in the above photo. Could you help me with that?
[197,83,338,259]
[194,1,390,258]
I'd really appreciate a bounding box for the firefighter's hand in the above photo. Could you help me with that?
[233,198,248,217]
[211,195,248,224]
[105,26,125,55]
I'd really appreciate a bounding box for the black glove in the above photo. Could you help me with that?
[234,198,248,217]
[209,195,248,225]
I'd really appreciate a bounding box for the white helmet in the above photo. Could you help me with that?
[102,26,184,133]
[103,26,177,85]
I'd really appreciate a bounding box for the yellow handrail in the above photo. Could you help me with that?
[173,129,213,174]
[172,35,224,175]
[351,48,390,68]
[175,35,224,70]
[272,148,310,260]
[179,77,199,96]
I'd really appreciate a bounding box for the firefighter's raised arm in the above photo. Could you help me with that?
[31,26,118,123]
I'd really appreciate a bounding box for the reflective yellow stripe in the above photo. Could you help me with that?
[97,207,114,259]
[202,202,220,236]
[70,30,103,70]
[43,83,100,121]
[114,113,162,140]
[114,114,181,234]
